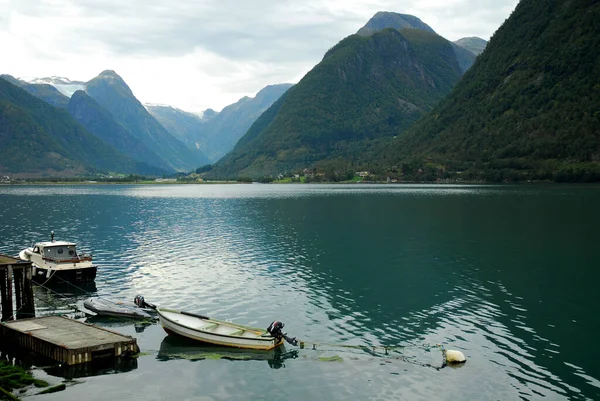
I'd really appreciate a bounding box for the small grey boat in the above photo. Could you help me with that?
[83,295,156,319]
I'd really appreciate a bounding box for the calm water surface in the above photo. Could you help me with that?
[0,183,598,400]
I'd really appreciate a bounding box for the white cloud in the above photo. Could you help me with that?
[0,0,518,113]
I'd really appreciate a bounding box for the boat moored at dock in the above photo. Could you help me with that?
[18,231,97,283]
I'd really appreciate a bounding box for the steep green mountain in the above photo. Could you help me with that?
[1,75,69,109]
[86,70,209,171]
[0,77,162,177]
[453,37,487,56]
[68,91,172,172]
[381,0,600,182]
[357,12,435,36]
[148,84,292,163]
[210,27,467,177]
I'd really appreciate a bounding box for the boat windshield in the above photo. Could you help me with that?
[43,245,77,260]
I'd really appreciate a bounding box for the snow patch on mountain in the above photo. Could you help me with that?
[24,76,86,97]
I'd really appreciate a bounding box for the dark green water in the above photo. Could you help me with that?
[0,184,598,400]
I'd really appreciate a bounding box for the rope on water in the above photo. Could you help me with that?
[293,340,449,370]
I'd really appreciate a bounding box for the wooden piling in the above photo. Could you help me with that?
[0,254,35,321]
[0,267,11,321]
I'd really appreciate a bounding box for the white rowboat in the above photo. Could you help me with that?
[157,308,283,350]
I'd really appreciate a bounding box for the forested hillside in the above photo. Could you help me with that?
[0,77,161,177]
[381,0,600,182]
[211,27,469,178]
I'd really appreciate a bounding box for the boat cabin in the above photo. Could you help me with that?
[33,241,79,261]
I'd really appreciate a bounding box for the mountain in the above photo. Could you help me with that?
[145,105,204,151]
[453,37,487,55]
[201,108,218,121]
[1,75,69,109]
[68,91,174,172]
[197,84,293,162]
[381,0,600,182]
[357,12,436,36]
[8,71,200,172]
[148,84,293,163]
[85,70,209,171]
[210,25,468,178]
[0,77,163,177]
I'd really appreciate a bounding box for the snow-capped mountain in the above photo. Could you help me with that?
[25,76,86,97]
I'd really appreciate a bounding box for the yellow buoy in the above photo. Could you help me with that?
[445,349,466,364]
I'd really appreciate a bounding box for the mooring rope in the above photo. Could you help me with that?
[45,274,158,321]
[294,340,448,370]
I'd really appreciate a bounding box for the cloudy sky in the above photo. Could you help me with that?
[0,0,518,113]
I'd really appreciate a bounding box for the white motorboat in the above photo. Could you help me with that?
[157,308,297,350]
[18,231,97,283]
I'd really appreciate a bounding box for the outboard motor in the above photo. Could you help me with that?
[267,321,298,346]
[134,295,146,308]
[134,295,156,310]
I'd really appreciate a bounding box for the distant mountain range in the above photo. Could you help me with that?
[208,14,475,178]
[453,37,487,56]
[1,69,291,175]
[1,74,70,109]
[148,83,293,163]
[1,70,210,175]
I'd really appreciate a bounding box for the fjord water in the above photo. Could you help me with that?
[0,184,598,400]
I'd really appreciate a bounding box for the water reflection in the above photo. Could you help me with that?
[157,335,299,369]
[0,345,137,381]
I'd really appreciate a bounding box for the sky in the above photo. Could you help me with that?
[0,0,519,113]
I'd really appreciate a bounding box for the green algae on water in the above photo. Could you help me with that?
[0,360,50,399]
[318,356,343,362]
[36,384,67,395]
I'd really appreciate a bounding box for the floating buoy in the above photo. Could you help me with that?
[445,349,466,364]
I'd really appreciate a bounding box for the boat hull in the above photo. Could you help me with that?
[31,265,97,284]
[157,308,282,350]
[19,249,97,284]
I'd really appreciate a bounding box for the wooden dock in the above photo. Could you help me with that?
[0,316,139,365]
